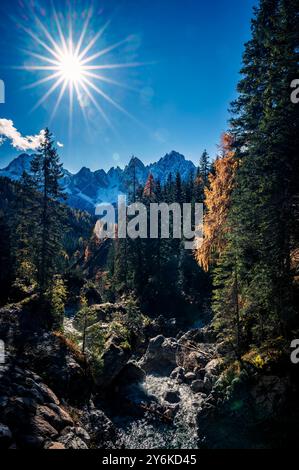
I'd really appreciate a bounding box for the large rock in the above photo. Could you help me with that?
[185,372,196,382]
[177,340,215,372]
[23,332,90,403]
[58,432,88,449]
[204,358,223,376]
[191,379,206,393]
[170,367,185,383]
[93,340,131,388]
[114,361,146,385]
[139,335,179,375]
[36,404,73,431]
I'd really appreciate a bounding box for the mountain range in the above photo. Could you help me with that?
[0,151,196,212]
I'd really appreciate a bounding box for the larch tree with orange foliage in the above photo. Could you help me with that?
[195,133,238,271]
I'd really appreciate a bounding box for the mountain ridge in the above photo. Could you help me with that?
[0,150,196,212]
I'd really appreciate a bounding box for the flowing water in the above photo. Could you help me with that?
[116,375,202,449]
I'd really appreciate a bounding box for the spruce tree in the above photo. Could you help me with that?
[31,128,67,293]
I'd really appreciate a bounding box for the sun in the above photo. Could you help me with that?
[58,51,84,83]
[15,6,149,129]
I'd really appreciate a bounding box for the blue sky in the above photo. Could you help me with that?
[0,0,257,173]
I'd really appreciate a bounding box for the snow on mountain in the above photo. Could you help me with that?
[0,153,34,180]
[0,151,196,212]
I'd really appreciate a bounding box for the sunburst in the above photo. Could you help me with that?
[16,6,149,129]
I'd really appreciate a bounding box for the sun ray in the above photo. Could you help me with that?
[79,80,114,129]
[74,7,93,56]
[18,5,150,131]
[81,76,137,122]
[80,37,131,65]
[31,76,65,112]
[34,14,63,57]
[19,49,60,66]
[53,8,68,54]
[83,61,152,70]
[74,81,90,129]
[50,79,68,123]
[21,71,62,90]
[82,71,138,92]
[20,25,62,62]
[77,20,111,61]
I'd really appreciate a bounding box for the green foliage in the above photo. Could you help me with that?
[46,275,67,327]
[106,170,211,324]
[211,0,299,354]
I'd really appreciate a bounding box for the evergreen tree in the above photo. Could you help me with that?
[31,128,67,293]
[199,149,210,187]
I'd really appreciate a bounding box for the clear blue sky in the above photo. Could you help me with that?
[0,0,257,173]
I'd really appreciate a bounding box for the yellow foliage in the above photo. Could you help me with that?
[195,133,238,271]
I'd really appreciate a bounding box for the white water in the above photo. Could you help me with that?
[118,375,202,449]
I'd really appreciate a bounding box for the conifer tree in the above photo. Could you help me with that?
[31,128,67,293]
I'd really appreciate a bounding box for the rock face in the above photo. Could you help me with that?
[139,335,179,375]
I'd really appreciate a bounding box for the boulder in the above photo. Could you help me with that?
[58,432,88,449]
[36,404,73,431]
[30,415,59,440]
[191,380,206,393]
[139,335,179,375]
[185,372,196,382]
[170,367,185,383]
[115,361,146,385]
[93,340,131,388]
[204,358,223,376]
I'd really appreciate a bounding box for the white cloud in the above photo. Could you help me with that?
[0,119,45,151]
[57,141,64,148]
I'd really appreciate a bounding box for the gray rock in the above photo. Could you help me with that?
[191,379,206,393]
[139,336,179,375]
[170,366,185,383]
[204,358,223,376]
[58,432,88,449]
[93,340,131,388]
[185,372,196,381]
[115,361,146,385]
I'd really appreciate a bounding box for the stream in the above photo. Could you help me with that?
[64,314,202,449]
[114,375,201,449]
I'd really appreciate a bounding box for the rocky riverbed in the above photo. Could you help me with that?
[0,302,297,449]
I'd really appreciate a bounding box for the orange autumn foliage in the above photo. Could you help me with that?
[195,133,238,271]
